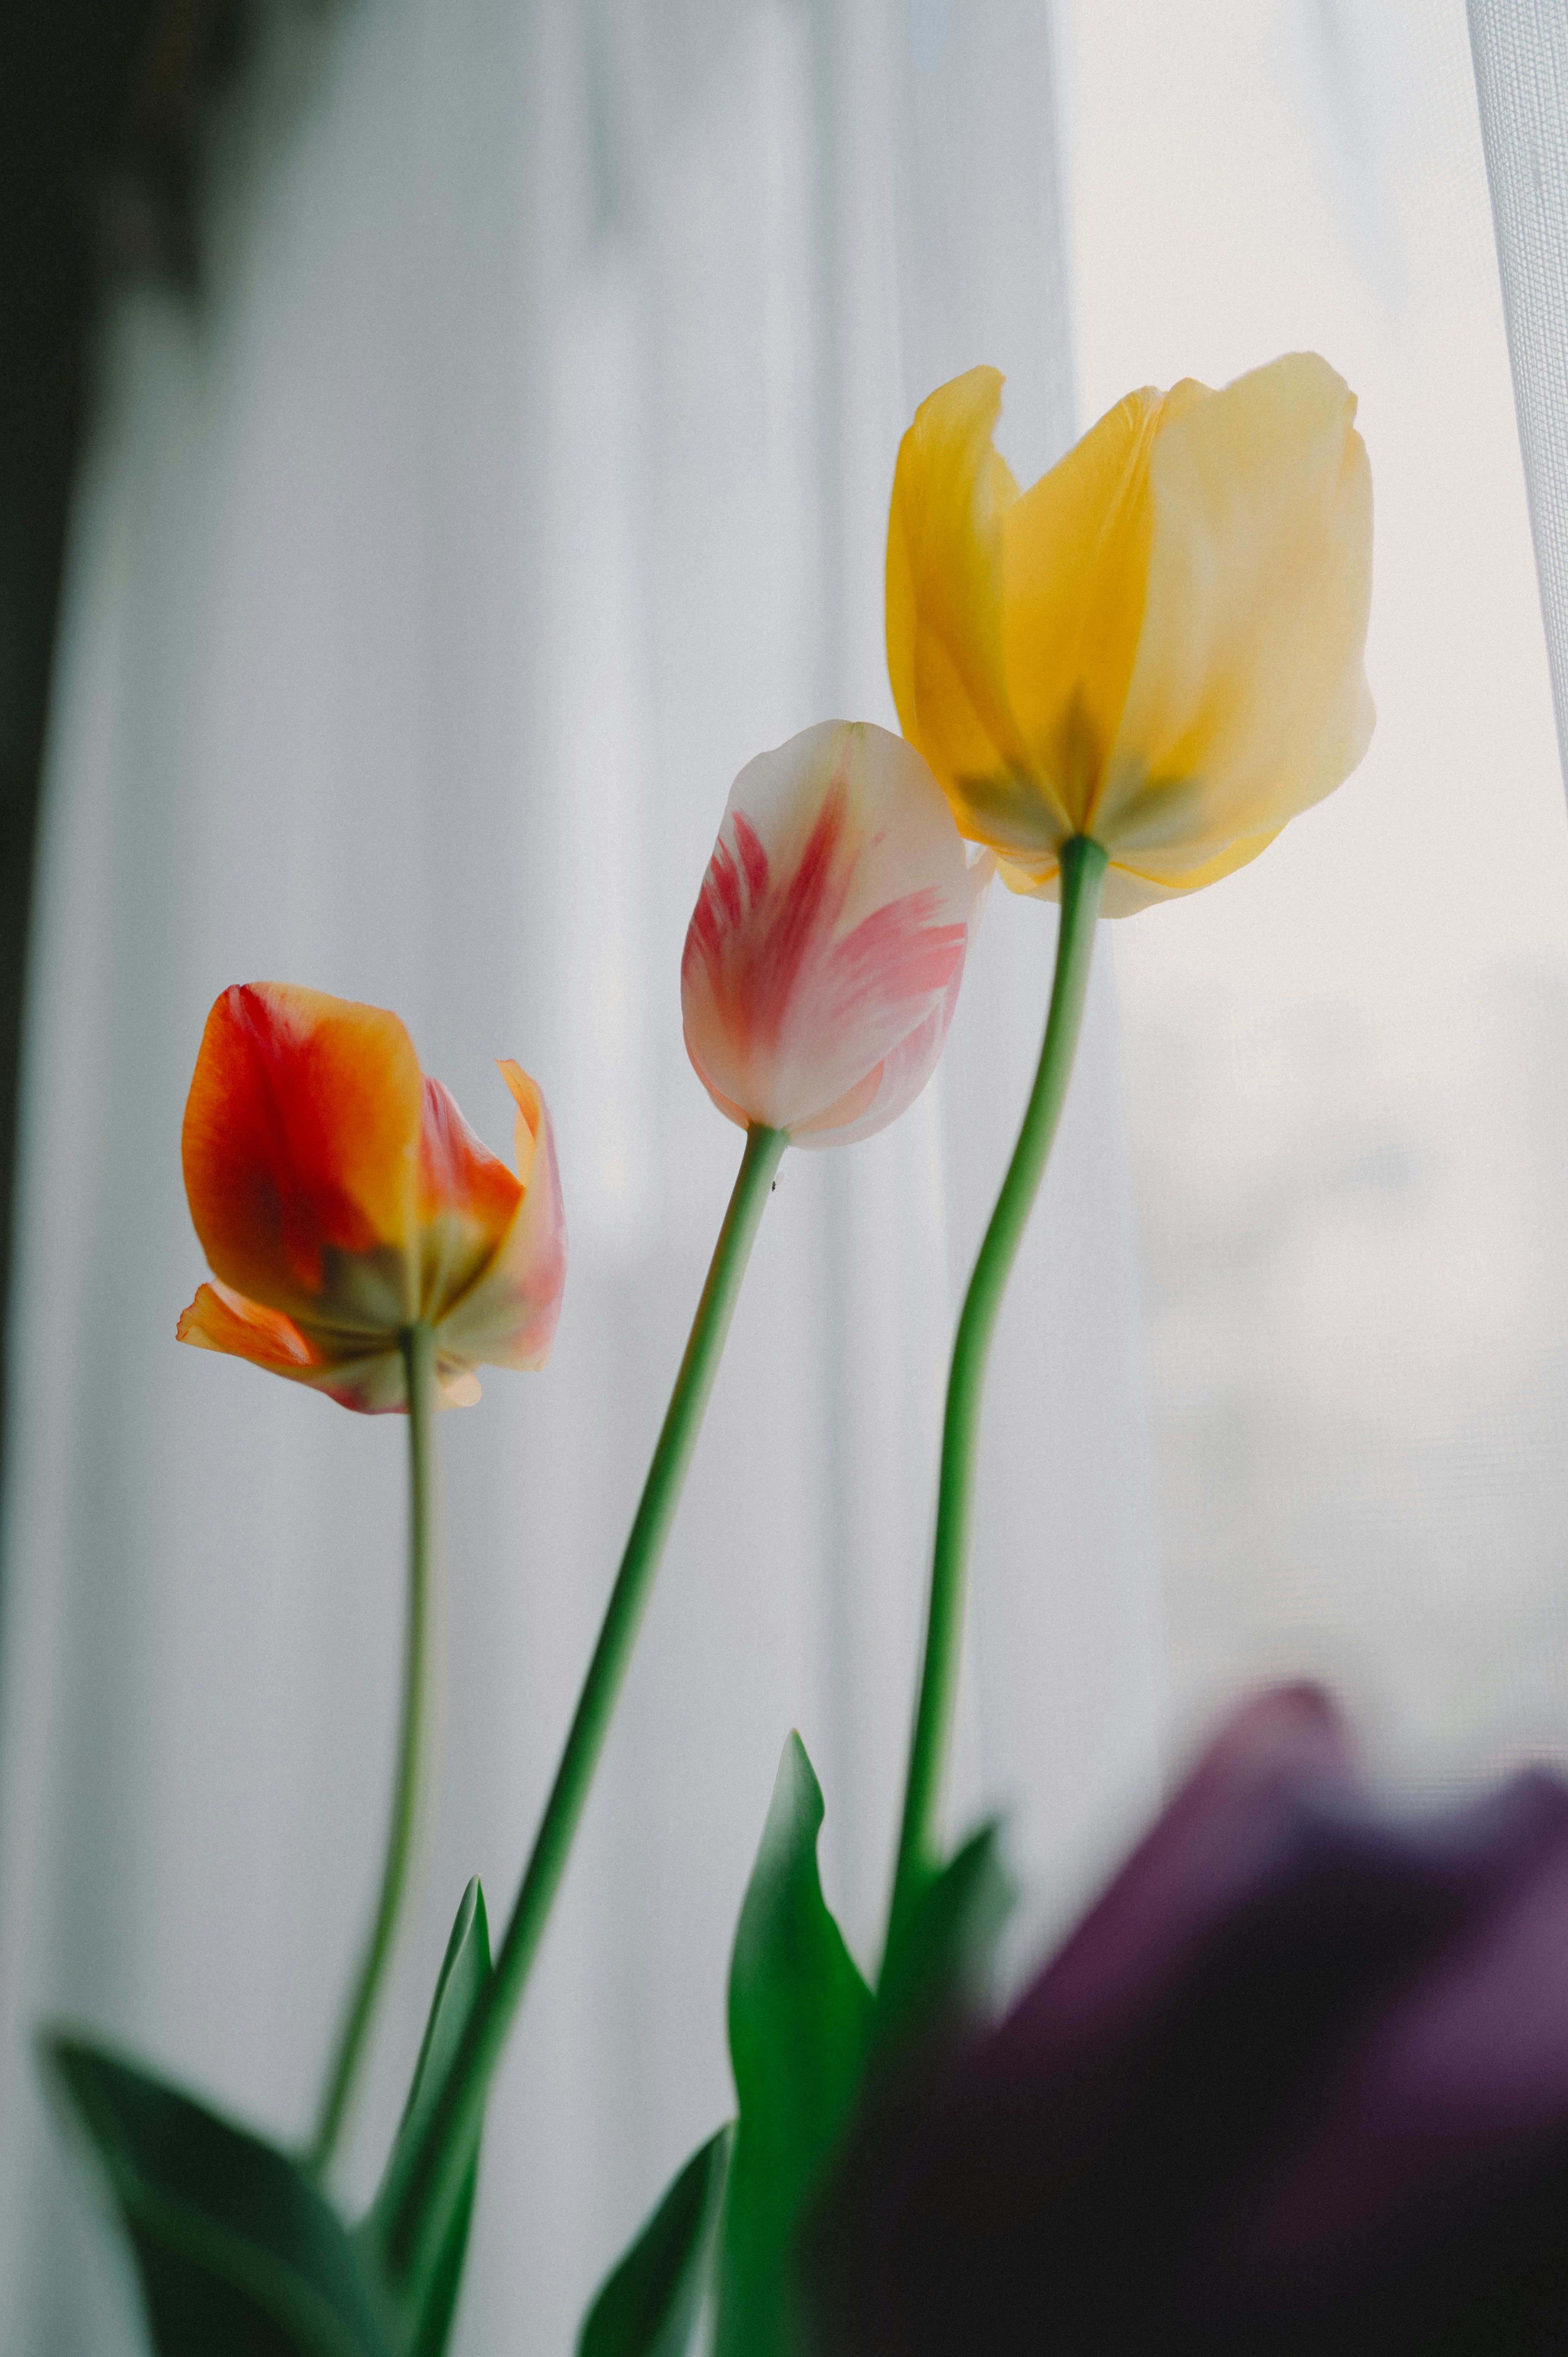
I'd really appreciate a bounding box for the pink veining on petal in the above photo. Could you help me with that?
[683,750,971,1135]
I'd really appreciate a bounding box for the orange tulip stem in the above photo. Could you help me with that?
[888,835,1108,1950]
[309,1319,436,2178]
[378,1121,788,2305]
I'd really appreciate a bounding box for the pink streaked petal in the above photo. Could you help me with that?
[682,720,982,1143]
[791,978,956,1150]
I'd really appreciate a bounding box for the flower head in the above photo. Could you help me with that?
[178,982,566,1412]
[681,720,987,1147]
[813,1687,1568,2355]
[888,354,1374,915]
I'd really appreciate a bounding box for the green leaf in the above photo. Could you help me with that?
[44,2038,397,2357]
[714,1733,874,2357]
[578,2123,733,2357]
[874,1820,1015,2059]
[361,1877,492,2355]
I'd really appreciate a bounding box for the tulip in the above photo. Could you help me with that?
[177,981,566,1414]
[681,719,987,1147]
[815,1686,1568,2357]
[370,724,987,2283]
[887,353,1374,914]
[174,981,568,2170]
[884,357,1375,1934]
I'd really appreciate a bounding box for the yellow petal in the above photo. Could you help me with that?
[999,385,1171,833]
[1096,352,1374,867]
[995,823,1281,916]
[887,369,1030,824]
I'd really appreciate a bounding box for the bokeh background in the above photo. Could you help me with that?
[0,1,1564,2349]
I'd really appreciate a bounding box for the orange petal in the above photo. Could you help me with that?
[176,1280,406,1413]
[182,984,424,1326]
[887,368,1029,807]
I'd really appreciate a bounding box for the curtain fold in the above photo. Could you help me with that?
[0,2,1158,2347]
[1468,0,1568,798]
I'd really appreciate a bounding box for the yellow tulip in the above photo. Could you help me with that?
[887,353,1374,916]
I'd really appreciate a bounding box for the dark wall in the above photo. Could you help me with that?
[0,0,234,1484]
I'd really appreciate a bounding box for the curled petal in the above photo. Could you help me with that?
[435,1061,567,1374]
[888,370,1031,807]
[415,1076,524,1325]
[681,721,984,1144]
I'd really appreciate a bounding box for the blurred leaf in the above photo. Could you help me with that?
[874,1820,1015,2058]
[45,2038,397,2357]
[578,2122,733,2357]
[714,1733,874,2357]
[361,1877,492,2356]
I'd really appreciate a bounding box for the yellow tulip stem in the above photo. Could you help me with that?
[310,1318,437,2179]
[379,1122,788,2305]
[889,835,1108,1945]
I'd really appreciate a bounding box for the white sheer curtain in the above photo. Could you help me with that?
[0,2,1157,2348]
[1068,0,1568,1797]
[1469,0,1568,792]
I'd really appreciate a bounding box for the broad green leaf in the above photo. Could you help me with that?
[578,2123,733,2357]
[45,2038,397,2357]
[714,1734,874,2357]
[874,1820,1015,2058]
[361,1877,492,2356]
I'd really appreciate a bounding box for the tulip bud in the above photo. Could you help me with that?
[681,720,988,1147]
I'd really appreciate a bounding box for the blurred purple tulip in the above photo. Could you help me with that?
[813,1686,1568,2356]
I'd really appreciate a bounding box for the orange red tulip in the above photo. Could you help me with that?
[178,983,565,1412]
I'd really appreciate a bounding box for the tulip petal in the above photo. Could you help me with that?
[182,983,424,1328]
[999,384,1171,835]
[682,722,980,1142]
[888,370,1032,814]
[1097,352,1375,877]
[432,1062,567,1374]
[176,1279,407,1413]
[415,1076,526,1326]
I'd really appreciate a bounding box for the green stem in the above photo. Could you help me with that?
[310,1320,437,2176]
[889,836,1108,1941]
[381,1122,788,2297]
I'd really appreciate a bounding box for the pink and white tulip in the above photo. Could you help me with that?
[682,720,987,1149]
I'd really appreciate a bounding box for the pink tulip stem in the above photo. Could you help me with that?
[379,1121,788,2306]
[310,1318,437,2176]
[889,835,1108,1946]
